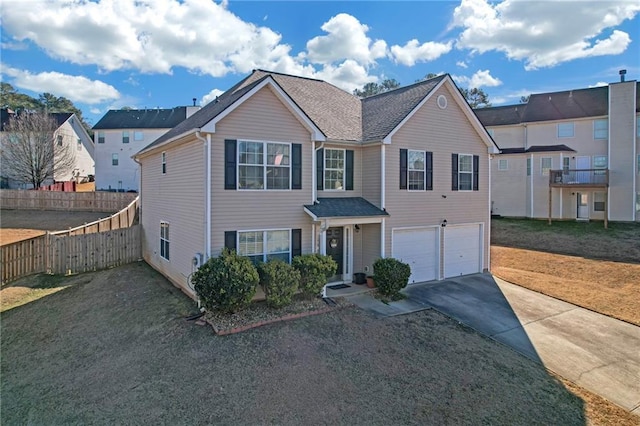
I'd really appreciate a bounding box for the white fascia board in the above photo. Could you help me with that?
[134,128,197,160]
[303,207,319,221]
[201,76,326,142]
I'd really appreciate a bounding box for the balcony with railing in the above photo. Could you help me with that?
[549,169,609,188]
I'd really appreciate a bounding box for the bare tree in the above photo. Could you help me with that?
[1,112,76,188]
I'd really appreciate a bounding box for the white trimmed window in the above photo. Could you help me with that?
[122,131,130,144]
[557,122,574,138]
[239,230,290,264]
[324,149,345,190]
[134,131,144,141]
[593,192,605,212]
[408,150,425,190]
[112,153,119,166]
[458,154,473,190]
[593,155,607,174]
[238,141,290,190]
[161,152,166,174]
[563,157,570,172]
[593,119,608,139]
[160,222,170,260]
[498,159,508,171]
[97,131,105,144]
[541,157,552,175]
[57,135,63,146]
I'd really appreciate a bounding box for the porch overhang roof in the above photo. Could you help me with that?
[303,197,388,222]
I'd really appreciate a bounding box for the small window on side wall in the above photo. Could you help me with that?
[541,157,552,175]
[160,222,170,260]
[593,192,605,212]
[97,131,105,144]
[112,153,119,166]
[161,152,166,174]
[593,119,607,140]
[498,159,508,171]
[122,131,130,144]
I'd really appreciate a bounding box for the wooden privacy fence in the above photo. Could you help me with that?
[0,190,137,212]
[1,226,141,284]
[53,196,139,236]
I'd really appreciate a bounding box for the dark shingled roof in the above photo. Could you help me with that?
[1,109,72,131]
[362,75,445,142]
[476,81,639,126]
[304,197,388,218]
[93,107,190,130]
[139,70,454,155]
[500,144,576,154]
[475,104,526,126]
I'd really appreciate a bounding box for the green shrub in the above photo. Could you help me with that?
[258,260,300,308]
[292,254,337,297]
[373,257,411,297]
[192,248,259,313]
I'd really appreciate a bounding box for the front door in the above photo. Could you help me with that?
[577,192,589,219]
[326,227,343,275]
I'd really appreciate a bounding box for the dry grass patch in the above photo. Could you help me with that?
[491,246,640,325]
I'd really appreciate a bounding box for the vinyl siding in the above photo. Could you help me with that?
[489,124,524,149]
[361,144,382,207]
[491,155,528,217]
[140,139,205,296]
[209,84,314,256]
[384,83,490,271]
[608,81,636,221]
[360,223,381,275]
[95,128,170,191]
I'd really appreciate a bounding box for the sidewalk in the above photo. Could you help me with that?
[345,274,640,415]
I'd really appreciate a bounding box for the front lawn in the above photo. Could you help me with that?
[4,263,633,424]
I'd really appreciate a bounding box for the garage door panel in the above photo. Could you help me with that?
[444,225,482,278]
[392,228,438,284]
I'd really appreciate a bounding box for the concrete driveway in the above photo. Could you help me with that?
[347,273,640,415]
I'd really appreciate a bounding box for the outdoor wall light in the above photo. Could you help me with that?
[441,219,448,227]
[354,224,360,232]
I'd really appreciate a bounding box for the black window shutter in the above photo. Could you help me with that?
[426,151,433,191]
[224,231,236,251]
[224,139,236,190]
[345,150,354,191]
[399,149,408,189]
[316,149,324,191]
[292,144,302,190]
[451,153,458,191]
[291,229,302,259]
[473,155,479,191]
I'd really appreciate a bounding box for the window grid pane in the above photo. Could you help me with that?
[541,158,552,175]
[594,119,608,139]
[239,142,264,165]
[239,141,290,190]
[239,232,263,257]
[458,154,473,190]
[239,165,264,189]
[408,150,425,190]
[324,149,345,190]
[160,223,170,260]
[558,123,574,138]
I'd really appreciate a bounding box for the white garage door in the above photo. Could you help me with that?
[444,224,482,278]
[392,227,438,284]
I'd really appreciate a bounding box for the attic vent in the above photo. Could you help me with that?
[437,95,447,109]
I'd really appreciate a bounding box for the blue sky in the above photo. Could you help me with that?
[1,0,639,126]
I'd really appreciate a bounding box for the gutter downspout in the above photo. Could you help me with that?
[380,143,386,259]
[195,131,211,260]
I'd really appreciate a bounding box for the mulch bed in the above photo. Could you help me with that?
[203,295,350,335]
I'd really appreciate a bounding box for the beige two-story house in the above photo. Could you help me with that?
[134,70,498,298]
[477,73,639,224]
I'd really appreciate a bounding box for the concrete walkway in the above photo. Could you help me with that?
[345,274,640,415]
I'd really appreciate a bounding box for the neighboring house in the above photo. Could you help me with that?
[134,70,498,299]
[0,109,94,189]
[476,72,639,223]
[92,106,200,191]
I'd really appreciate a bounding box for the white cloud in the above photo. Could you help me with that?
[456,61,468,69]
[314,60,378,93]
[200,88,224,106]
[390,39,453,66]
[90,107,102,114]
[306,14,387,65]
[589,81,608,88]
[453,69,502,88]
[1,67,121,104]
[451,0,640,70]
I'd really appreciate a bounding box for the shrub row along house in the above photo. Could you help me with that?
[133,70,498,299]
[0,108,94,189]
[92,105,200,192]
[477,72,639,224]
